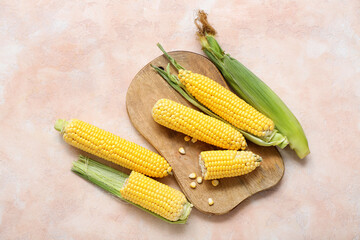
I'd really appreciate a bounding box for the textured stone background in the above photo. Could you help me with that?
[0,0,359,239]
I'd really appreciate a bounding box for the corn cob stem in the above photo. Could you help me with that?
[72,156,192,224]
[152,45,288,147]
[54,119,68,133]
[157,43,184,71]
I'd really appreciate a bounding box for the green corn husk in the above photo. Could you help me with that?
[194,11,309,159]
[152,44,289,148]
[72,155,192,224]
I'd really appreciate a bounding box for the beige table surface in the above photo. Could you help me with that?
[0,1,359,239]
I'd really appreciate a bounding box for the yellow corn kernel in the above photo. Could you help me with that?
[211,180,219,187]
[196,176,203,184]
[200,150,262,180]
[120,171,192,222]
[208,198,214,206]
[55,119,171,178]
[189,173,196,179]
[191,138,197,143]
[184,136,191,141]
[178,147,186,155]
[190,182,197,189]
[152,99,247,150]
[178,69,274,137]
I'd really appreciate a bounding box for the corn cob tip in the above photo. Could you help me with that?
[54,119,68,133]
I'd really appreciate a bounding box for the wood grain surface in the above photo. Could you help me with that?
[126,51,284,215]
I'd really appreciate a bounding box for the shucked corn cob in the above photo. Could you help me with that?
[72,156,192,223]
[178,69,274,137]
[199,150,262,180]
[55,119,171,178]
[152,99,247,150]
[121,171,192,221]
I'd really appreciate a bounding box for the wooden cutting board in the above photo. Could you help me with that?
[126,51,284,215]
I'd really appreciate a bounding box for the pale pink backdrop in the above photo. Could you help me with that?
[0,0,359,239]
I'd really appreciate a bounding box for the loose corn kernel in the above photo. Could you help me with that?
[191,138,198,143]
[184,136,191,141]
[178,69,274,137]
[120,171,191,221]
[189,173,196,179]
[190,182,197,189]
[211,180,219,187]
[55,119,171,178]
[178,147,186,155]
[152,99,247,150]
[208,198,214,206]
[196,176,203,184]
[200,150,262,180]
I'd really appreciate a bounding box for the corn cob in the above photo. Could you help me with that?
[178,69,274,137]
[152,99,247,150]
[194,10,310,159]
[199,150,262,180]
[72,156,192,223]
[55,119,171,178]
[120,171,191,221]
